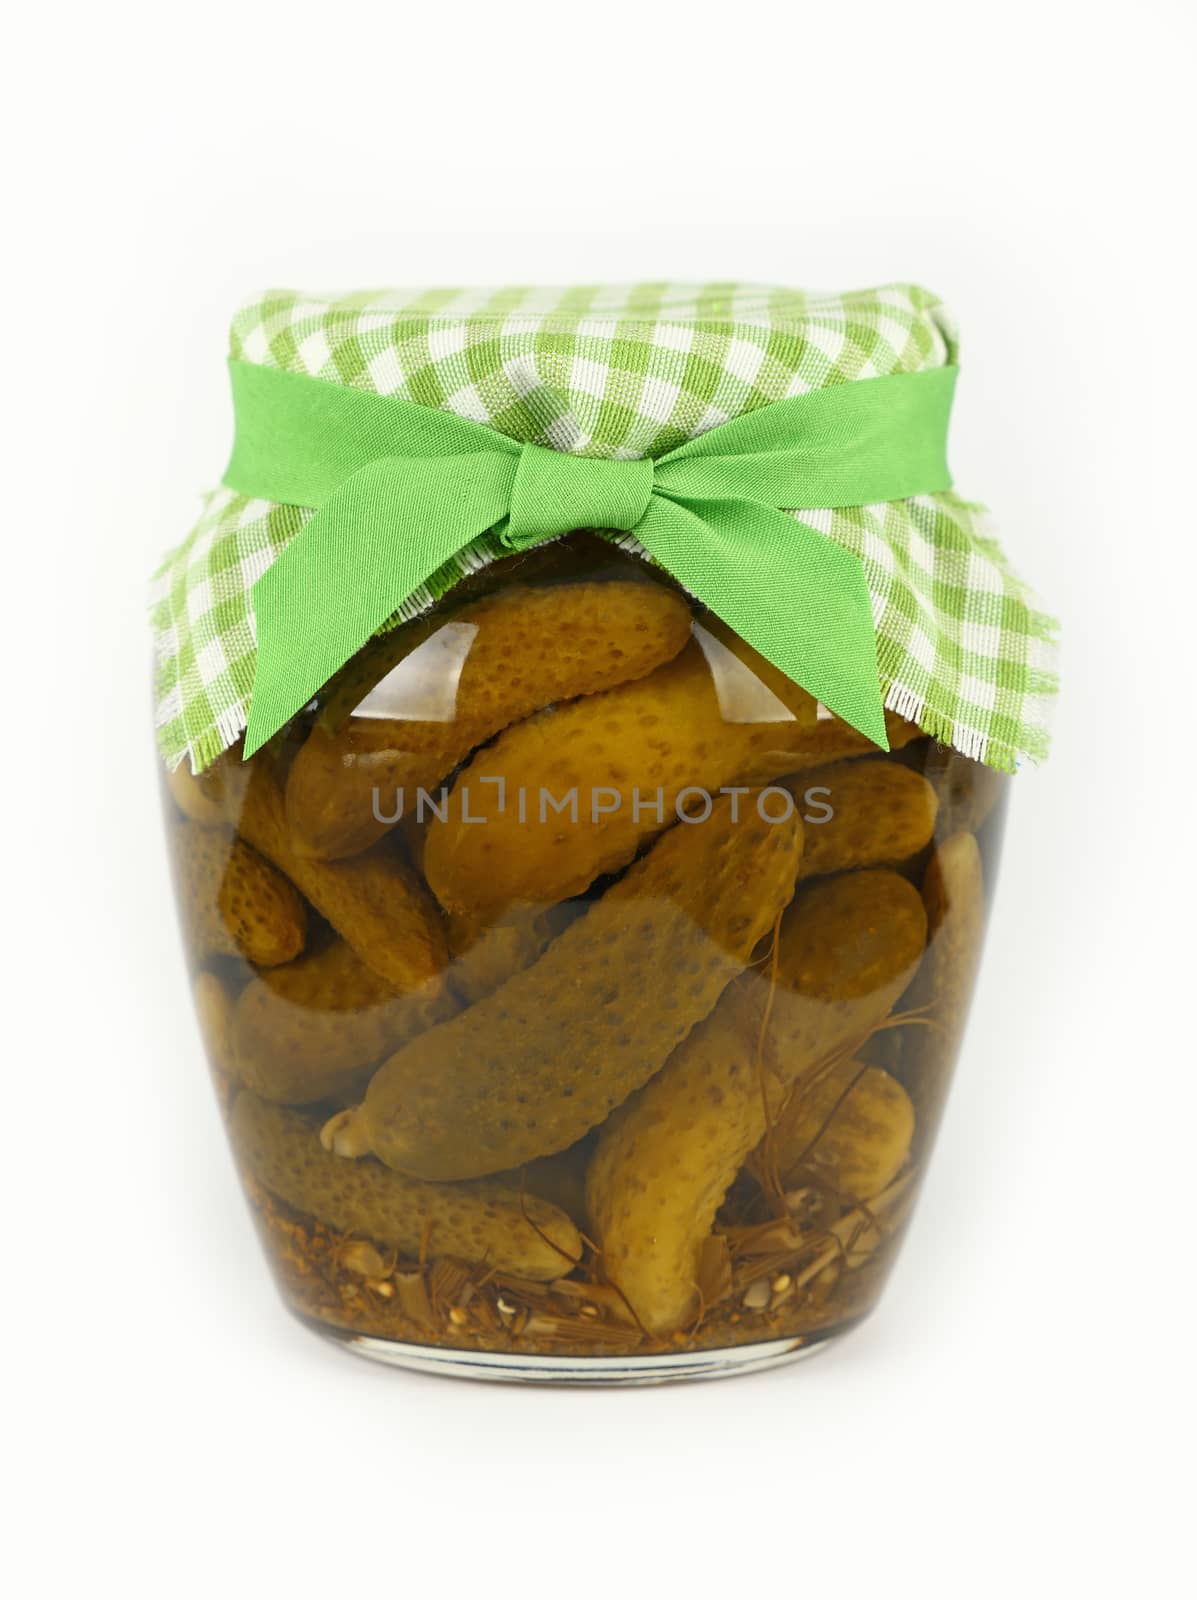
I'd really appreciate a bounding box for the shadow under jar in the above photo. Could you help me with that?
[163,533,1007,1383]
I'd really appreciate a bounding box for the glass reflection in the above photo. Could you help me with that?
[349,622,479,723]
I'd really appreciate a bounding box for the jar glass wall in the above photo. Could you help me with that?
[162,532,1006,1383]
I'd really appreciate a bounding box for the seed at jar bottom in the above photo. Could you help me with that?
[328,791,805,1182]
[235,762,448,992]
[899,831,987,1144]
[587,869,927,1334]
[792,759,938,879]
[232,938,458,1107]
[285,580,694,861]
[423,640,913,920]
[229,1092,582,1281]
[170,821,307,967]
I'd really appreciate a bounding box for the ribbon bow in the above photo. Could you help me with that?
[225,360,957,758]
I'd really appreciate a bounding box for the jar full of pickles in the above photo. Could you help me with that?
[152,282,1057,1382]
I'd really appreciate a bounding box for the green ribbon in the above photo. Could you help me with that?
[224,359,957,759]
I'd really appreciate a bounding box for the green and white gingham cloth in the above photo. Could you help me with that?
[150,282,1058,775]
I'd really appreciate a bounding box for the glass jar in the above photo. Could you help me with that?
[162,531,1007,1383]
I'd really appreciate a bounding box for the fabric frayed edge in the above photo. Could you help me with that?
[151,519,1058,778]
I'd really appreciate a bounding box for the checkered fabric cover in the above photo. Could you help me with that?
[150,282,1058,774]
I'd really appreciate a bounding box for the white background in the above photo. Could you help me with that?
[5,3,1193,1596]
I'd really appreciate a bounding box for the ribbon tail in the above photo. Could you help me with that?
[636,493,889,750]
[243,452,516,758]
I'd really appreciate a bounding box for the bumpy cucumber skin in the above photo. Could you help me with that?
[170,821,307,968]
[795,759,938,879]
[587,1000,766,1333]
[233,939,456,1107]
[445,904,582,1006]
[285,580,694,861]
[588,869,927,1333]
[359,795,805,1181]
[424,640,834,918]
[230,1092,582,1280]
[236,763,449,993]
[771,1059,915,1195]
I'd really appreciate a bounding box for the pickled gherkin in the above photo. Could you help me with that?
[232,938,456,1107]
[285,579,694,860]
[328,788,805,1180]
[230,1092,582,1280]
[586,870,927,1332]
[422,636,818,918]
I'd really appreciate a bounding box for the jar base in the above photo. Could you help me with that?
[298,1314,857,1385]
